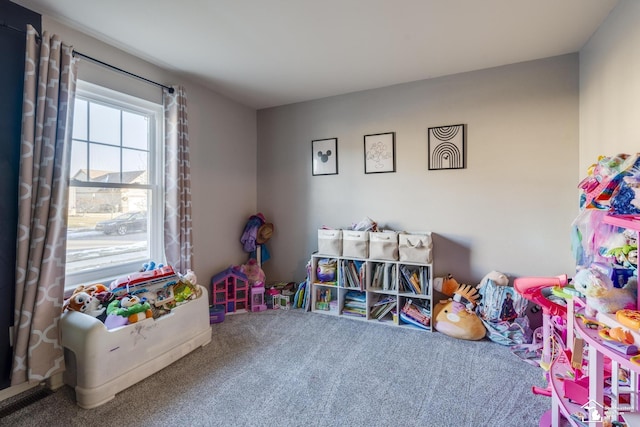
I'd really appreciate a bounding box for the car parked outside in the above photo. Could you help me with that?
[95,211,147,235]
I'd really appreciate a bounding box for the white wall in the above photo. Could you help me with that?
[580,0,640,173]
[43,17,258,283]
[258,55,579,285]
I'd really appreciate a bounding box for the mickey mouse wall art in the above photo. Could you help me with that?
[312,137,338,176]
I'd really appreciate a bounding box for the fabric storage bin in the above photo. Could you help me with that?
[342,230,369,258]
[399,233,433,263]
[318,229,342,256]
[369,231,399,260]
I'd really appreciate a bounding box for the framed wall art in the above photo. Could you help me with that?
[428,124,466,170]
[364,132,395,174]
[312,137,338,176]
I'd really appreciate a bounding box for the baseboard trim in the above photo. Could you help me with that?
[0,381,40,403]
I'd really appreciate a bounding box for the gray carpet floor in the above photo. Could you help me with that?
[1,309,550,427]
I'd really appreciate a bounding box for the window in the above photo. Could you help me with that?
[65,81,164,290]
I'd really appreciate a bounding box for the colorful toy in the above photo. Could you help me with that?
[251,282,267,312]
[210,267,249,313]
[616,309,640,330]
[432,274,460,297]
[316,258,337,283]
[266,287,280,309]
[572,267,635,317]
[578,153,640,211]
[599,326,634,345]
[63,288,106,318]
[106,295,153,325]
[514,274,568,396]
[433,283,485,341]
[240,258,265,286]
[110,264,179,296]
[173,280,201,303]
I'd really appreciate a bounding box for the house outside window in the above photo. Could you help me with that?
[65,81,164,290]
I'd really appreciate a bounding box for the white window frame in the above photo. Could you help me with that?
[65,81,164,291]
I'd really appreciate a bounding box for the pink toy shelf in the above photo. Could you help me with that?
[210,267,249,314]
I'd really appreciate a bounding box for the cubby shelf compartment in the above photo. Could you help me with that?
[309,254,433,331]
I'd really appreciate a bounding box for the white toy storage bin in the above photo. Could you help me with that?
[60,285,211,409]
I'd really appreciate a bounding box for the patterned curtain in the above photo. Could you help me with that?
[12,25,77,385]
[163,86,193,273]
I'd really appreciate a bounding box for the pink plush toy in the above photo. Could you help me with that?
[240,259,266,285]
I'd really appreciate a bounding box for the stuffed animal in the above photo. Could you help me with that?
[433,274,461,297]
[106,295,153,324]
[241,259,266,285]
[63,283,110,317]
[63,290,106,318]
[181,269,198,286]
[433,283,486,341]
[478,270,509,289]
[572,267,636,317]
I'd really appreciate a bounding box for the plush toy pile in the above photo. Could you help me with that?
[433,270,532,345]
[573,153,640,275]
[62,262,202,330]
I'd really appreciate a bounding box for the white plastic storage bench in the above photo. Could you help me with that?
[60,285,212,408]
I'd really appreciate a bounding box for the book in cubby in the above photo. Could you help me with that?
[342,290,367,318]
[341,259,365,290]
[398,298,431,330]
[398,264,430,296]
[369,261,397,291]
[369,294,397,323]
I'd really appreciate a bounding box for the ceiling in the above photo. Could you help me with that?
[12,0,618,109]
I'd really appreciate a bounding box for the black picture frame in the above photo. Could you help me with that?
[428,124,466,170]
[364,132,396,174]
[312,138,338,176]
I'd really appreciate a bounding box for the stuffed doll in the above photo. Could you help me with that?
[573,267,635,317]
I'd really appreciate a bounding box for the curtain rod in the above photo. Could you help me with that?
[73,51,174,94]
[0,21,37,37]
[1,23,174,94]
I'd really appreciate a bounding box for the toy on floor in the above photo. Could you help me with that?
[477,271,532,346]
[433,278,485,341]
[572,266,635,317]
[251,282,267,312]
